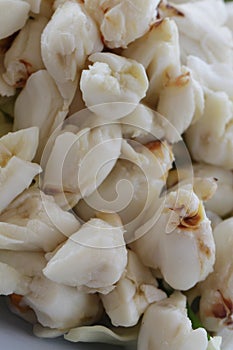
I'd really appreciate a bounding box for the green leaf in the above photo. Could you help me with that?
[187,303,211,340]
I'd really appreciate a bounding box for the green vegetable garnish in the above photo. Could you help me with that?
[187,303,211,341]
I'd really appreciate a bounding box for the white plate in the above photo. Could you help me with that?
[0,297,122,350]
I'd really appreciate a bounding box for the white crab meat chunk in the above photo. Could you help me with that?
[22,275,102,329]
[130,187,215,290]
[0,188,80,251]
[193,163,233,217]
[185,88,233,170]
[64,323,139,346]
[206,211,222,231]
[120,103,164,143]
[3,16,48,88]
[0,262,30,295]
[167,168,218,206]
[0,127,41,213]
[0,0,30,40]
[42,123,122,209]
[120,102,184,144]
[123,19,204,140]
[138,292,208,350]
[158,0,233,65]
[0,250,46,277]
[195,218,233,333]
[80,52,149,120]
[207,337,222,350]
[43,215,127,294]
[156,66,204,143]
[100,250,166,327]
[123,18,181,106]
[83,0,160,48]
[226,1,233,33]
[76,139,174,241]
[14,70,65,161]
[24,0,41,13]
[187,56,233,100]
[0,251,46,295]
[41,0,103,102]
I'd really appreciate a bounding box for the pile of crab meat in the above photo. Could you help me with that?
[0,0,233,349]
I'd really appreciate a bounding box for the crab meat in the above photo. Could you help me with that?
[100,250,166,326]
[3,16,48,88]
[83,0,160,48]
[130,186,215,290]
[80,52,149,120]
[0,127,41,213]
[42,122,122,209]
[138,292,208,350]
[43,214,127,294]
[14,70,66,161]
[0,0,30,40]
[0,188,80,251]
[41,0,103,102]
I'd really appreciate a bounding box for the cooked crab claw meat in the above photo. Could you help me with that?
[3,16,48,88]
[130,187,215,290]
[0,262,30,295]
[0,188,80,251]
[185,89,233,170]
[0,0,30,40]
[123,18,181,104]
[138,292,208,350]
[80,52,149,120]
[43,215,127,294]
[14,70,65,161]
[21,274,102,329]
[76,139,173,241]
[41,1,103,102]
[193,218,233,333]
[100,250,166,327]
[84,0,159,48]
[193,163,233,217]
[0,127,41,213]
[42,123,122,209]
[158,0,232,65]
